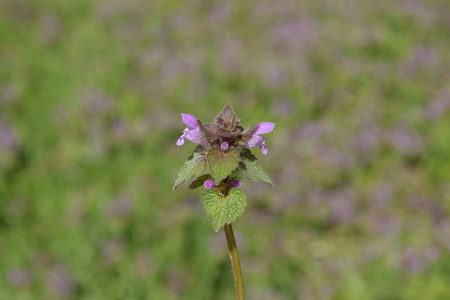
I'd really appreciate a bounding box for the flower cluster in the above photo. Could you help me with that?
[176,105,275,155]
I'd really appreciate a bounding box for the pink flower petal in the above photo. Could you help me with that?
[261,145,268,155]
[246,134,264,149]
[185,127,203,144]
[176,136,185,146]
[255,122,275,135]
[181,113,198,128]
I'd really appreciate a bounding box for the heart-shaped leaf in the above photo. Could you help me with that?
[207,147,240,182]
[201,188,247,232]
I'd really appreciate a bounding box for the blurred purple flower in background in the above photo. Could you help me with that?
[272,18,316,51]
[0,119,19,171]
[81,88,112,115]
[330,189,355,225]
[6,269,33,288]
[134,251,154,278]
[424,90,450,119]
[165,267,187,295]
[0,83,19,104]
[402,248,426,274]
[405,46,438,76]
[46,265,76,298]
[387,125,422,156]
[352,123,380,159]
[104,196,133,219]
[0,121,18,150]
[369,183,392,208]
[101,239,126,266]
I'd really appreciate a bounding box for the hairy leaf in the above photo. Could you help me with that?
[214,103,240,131]
[207,147,240,182]
[201,188,247,232]
[240,149,273,187]
[173,146,207,190]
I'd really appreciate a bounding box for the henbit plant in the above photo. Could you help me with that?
[174,104,274,300]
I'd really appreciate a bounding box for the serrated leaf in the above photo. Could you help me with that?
[173,146,207,190]
[188,174,212,190]
[240,149,273,187]
[207,147,240,182]
[201,188,247,232]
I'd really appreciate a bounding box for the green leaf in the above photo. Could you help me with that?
[173,146,207,190]
[188,174,212,190]
[240,149,273,187]
[201,188,247,232]
[207,147,240,182]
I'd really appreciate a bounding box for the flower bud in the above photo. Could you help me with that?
[231,180,242,188]
[204,180,214,189]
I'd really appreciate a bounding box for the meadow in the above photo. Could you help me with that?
[1,0,450,299]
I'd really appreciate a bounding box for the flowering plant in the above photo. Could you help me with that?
[174,104,274,299]
[174,104,274,230]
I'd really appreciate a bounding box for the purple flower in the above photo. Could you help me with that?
[230,179,241,188]
[245,122,275,155]
[176,114,202,146]
[221,142,229,150]
[204,180,214,189]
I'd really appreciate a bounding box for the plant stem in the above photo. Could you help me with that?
[224,223,244,300]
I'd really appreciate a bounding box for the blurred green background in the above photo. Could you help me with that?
[1,0,450,299]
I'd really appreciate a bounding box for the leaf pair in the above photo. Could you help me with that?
[199,146,273,187]
[173,147,273,190]
[173,145,240,190]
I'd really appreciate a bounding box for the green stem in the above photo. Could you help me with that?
[224,223,244,300]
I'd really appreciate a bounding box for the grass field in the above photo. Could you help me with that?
[1,0,450,299]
